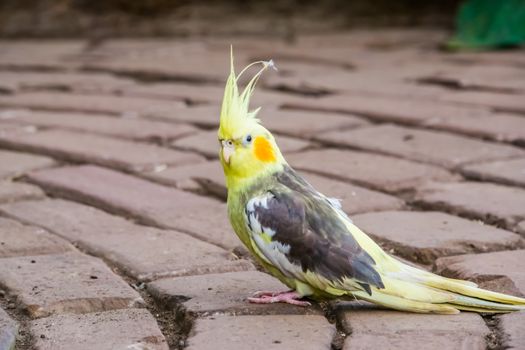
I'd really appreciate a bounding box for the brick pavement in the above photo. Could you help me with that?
[0,31,524,349]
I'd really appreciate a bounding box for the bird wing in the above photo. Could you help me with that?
[243,177,385,295]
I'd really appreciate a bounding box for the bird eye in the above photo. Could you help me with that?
[245,135,252,143]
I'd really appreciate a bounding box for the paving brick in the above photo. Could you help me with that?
[258,108,368,138]
[419,65,525,93]
[0,92,185,116]
[422,111,525,144]
[433,250,525,296]
[499,311,525,349]
[441,91,525,115]
[148,271,321,316]
[0,308,17,350]
[1,109,197,142]
[519,221,525,236]
[0,149,54,180]
[0,217,72,258]
[352,211,524,264]
[414,181,525,230]
[0,129,204,173]
[172,130,311,159]
[30,308,168,350]
[186,314,335,350]
[0,252,143,318]
[146,105,221,128]
[26,165,240,249]
[0,181,44,204]
[284,93,492,126]
[0,71,136,94]
[0,199,252,281]
[317,124,525,169]
[461,158,525,188]
[287,149,456,193]
[0,41,83,71]
[142,160,224,193]
[339,307,488,350]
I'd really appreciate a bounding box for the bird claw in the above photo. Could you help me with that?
[247,291,311,307]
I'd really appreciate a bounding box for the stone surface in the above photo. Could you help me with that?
[284,93,493,126]
[433,250,525,296]
[0,92,185,116]
[30,308,168,350]
[142,160,224,194]
[186,314,335,350]
[0,149,54,180]
[0,71,135,94]
[287,149,455,193]
[317,124,524,169]
[0,129,203,173]
[172,129,311,159]
[339,308,489,350]
[500,311,525,349]
[259,108,368,138]
[0,308,17,350]
[1,109,197,142]
[441,91,525,114]
[0,252,143,318]
[422,111,525,144]
[414,181,525,230]
[461,158,525,188]
[0,217,72,258]
[352,211,524,264]
[148,271,321,316]
[26,165,239,249]
[0,181,44,203]
[0,199,252,281]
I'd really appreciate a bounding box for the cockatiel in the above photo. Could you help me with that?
[218,53,525,314]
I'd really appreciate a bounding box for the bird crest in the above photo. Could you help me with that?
[219,48,276,138]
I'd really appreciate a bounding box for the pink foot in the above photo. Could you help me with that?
[247,290,311,306]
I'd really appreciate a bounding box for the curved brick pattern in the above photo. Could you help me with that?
[433,250,525,296]
[0,41,83,70]
[0,92,186,116]
[0,129,204,173]
[1,109,198,142]
[414,182,525,230]
[186,315,335,350]
[284,93,492,126]
[419,65,525,93]
[500,311,525,349]
[30,309,168,350]
[422,111,525,144]
[0,71,136,94]
[352,211,524,264]
[0,181,44,204]
[258,108,368,138]
[0,199,252,281]
[26,165,240,249]
[0,308,17,350]
[0,217,72,258]
[172,130,311,159]
[148,271,321,316]
[0,252,144,318]
[461,158,525,189]
[0,149,54,180]
[339,308,489,350]
[440,91,525,114]
[287,149,455,193]
[142,160,224,193]
[317,124,524,169]
[123,82,225,104]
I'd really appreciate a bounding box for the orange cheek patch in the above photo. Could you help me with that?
[254,136,276,162]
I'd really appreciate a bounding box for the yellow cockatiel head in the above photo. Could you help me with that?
[218,50,284,186]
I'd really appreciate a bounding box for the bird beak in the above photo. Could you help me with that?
[222,143,235,165]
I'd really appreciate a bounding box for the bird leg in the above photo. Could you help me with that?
[247,290,311,306]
